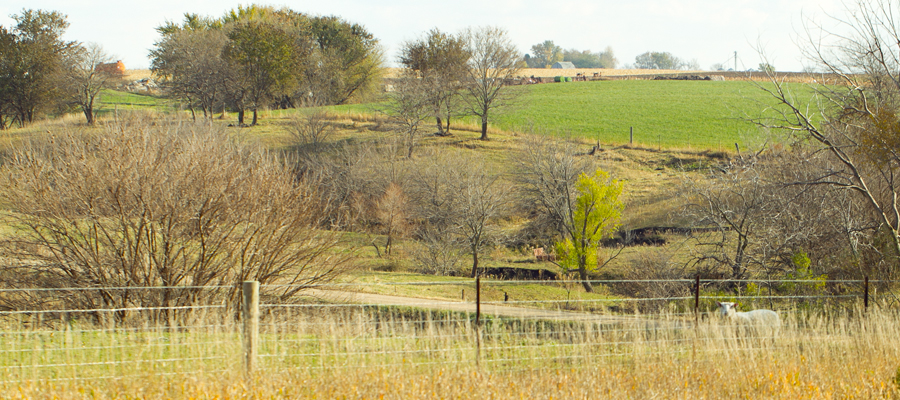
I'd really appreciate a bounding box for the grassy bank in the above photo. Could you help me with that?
[2,305,897,399]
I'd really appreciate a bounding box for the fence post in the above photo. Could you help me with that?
[693,275,700,326]
[475,276,481,367]
[864,276,869,313]
[242,280,260,374]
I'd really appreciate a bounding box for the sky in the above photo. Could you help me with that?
[0,0,847,72]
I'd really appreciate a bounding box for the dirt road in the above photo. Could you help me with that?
[303,289,650,325]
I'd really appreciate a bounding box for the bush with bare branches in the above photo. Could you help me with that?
[290,111,334,148]
[0,116,351,318]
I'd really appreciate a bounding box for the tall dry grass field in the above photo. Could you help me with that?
[1,303,898,399]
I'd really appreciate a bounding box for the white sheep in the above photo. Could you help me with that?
[717,301,781,328]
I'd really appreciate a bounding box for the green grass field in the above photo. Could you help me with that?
[334,79,808,150]
[492,80,791,149]
[96,89,175,114]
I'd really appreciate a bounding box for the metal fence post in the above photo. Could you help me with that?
[242,280,259,374]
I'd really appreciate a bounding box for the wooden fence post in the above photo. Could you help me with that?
[475,276,482,367]
[242,280,259,374]
[694,275,700,326]
[864,276,869,313]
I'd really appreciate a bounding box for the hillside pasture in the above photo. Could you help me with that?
[490,79,799,150]
[335,79,810,151]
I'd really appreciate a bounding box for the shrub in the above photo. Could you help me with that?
[0,116,351,318]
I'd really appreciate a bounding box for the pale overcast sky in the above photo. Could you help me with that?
[1,0,846,71]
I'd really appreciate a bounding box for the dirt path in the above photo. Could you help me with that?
[302,289,651,325]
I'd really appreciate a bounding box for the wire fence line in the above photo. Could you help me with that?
[0,277,895,384]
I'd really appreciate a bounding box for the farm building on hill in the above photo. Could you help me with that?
[551,61,575,69]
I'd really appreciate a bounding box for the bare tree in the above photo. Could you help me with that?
[388,72,432,158]
[462,26,521,140]
[407,150,506,277]
[683,147,878,281]
[376,182,410,256]
[64,43,114,124]
[399,28,471,136]
[453,154,506,277]
[754,0,900,276]
[682,159,781,280]
[0,116,351,316]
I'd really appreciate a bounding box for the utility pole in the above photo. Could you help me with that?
[734,51,737,71]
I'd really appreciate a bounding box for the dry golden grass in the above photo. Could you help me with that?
[123,69,153,81]
[2,304,898,399]
[517,67,702,78]
[384,67,703,79]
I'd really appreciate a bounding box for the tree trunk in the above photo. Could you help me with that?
[435,116,445,136]
[252,109,258,126]
[578,266,594,292]
[385,233,393,256]
[579,255,594,292]
[83,106,94,125]
[470,245,479,278]
[480,120,488,140]
[238,110,245,125]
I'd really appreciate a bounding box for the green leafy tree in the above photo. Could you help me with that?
[0,26,16,129]
[528,40,563,68]
[150,6,384,125]
[598,46,618,69]
[224,19,308,125]
[633,51,686,69]
[0,9,76,127]
[559,46,617,69]
[303,15,384,106]
[554,169,624,292]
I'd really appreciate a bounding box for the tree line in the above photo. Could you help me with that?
[0,9,119,128]
[521,40,699,70]
[149,5,384,125]
[523,40,617,69]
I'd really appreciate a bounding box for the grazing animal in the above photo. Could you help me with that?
[717,301,781,327]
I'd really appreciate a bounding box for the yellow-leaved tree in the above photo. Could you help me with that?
[554,169,624,292]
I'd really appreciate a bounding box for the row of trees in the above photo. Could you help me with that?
[393,27,521,141]
[523,42,697,71]
[523,40,617,69]
[631,51,699,70]
[0,9,116,128]
[150,5,384,125]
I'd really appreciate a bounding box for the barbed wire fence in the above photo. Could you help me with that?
[0,277,896,384]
